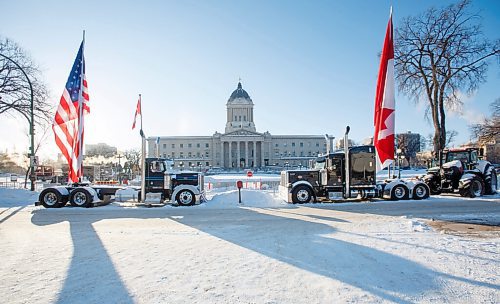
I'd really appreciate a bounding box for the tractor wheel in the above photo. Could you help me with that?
[390,184,410,201]
[459,176,485,198]
[484,168,498,195]
[70,188,93,207]
[39,189,64,208]
[176,189,195,206]
[423,174,441,195]
[412,184,430,200]
[291,185,312,204]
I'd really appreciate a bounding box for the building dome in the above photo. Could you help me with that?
[228,82,252,103]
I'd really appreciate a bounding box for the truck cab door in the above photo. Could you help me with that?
[327,158,343,187]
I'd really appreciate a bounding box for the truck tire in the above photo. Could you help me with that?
[484,167,498,195]
[39,189,64,208]
[70,188,92,207]
[459,176,484,198]
[291,185,312,204]
[412,184,430,200]
[390,184,409,201]
[176,189,195,206]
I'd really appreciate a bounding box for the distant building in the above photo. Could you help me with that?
[148,82,327,170]
[85,143,117,157]
[397,131,421,166]
[478,134,500,164]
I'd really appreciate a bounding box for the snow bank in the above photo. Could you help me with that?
[203,189,287,208]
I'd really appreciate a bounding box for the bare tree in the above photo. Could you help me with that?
[124,149,141,177]
[0,36,52,124]
[394,0,500,156]
[471,98,500,143]
[397,133,421,166]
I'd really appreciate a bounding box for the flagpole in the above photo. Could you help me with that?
[78,30,86,183]
[139,93,146,203]
[139,94,143,131]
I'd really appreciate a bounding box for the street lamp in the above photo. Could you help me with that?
[0,53,35,191]
[396,148,402,179]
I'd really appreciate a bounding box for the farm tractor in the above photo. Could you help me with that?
[423,147,498,198]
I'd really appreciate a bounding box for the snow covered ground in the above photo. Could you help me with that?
[1,181,499,303]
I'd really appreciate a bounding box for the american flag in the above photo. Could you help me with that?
[53,40,89,183]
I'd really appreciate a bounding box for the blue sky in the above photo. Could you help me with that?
[1,0,499,160]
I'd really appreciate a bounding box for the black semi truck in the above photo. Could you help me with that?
[36,157,204,208]
[279,127,430,203]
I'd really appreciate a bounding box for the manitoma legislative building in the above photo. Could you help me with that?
[147,82,327,170]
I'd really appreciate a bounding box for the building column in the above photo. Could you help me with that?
[237,141,241,169]
[245,141,249,168]
[228,141,232,169]
[220,141,224,168]
[261,142,265,167]
[253,141,257,168]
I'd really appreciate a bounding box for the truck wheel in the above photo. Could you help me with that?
[412,184,429,200]
[39,189,64,208]
[390,185,409,201]
[70,188,92,207]
[176,189,195,206]
[291,185,312,204]
[459,176,484,198]
[484,168,498,195]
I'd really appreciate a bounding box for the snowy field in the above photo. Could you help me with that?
[1,177,499,303]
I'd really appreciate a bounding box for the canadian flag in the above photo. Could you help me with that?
[374,8,395,172]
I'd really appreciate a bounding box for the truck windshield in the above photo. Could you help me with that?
[150,161,166,173]
[313,159,325,170]
[446,152,469,164]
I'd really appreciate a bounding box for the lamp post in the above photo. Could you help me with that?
[396,148,402,179]
[0,53,35,191]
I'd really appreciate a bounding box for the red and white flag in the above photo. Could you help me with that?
[53,40,89,183]
[374,8,395,172]
[132,95,141,130]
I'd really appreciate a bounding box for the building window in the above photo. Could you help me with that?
[188,143,192,148]
[188,152,192,157]
[172,152,175,157]
[235,115,237,121]
[180,144,184,148]
[292,142,295,147]
[239,115,242,121]
[300,142,304,147]
[316,143,319,147]
[284,143,287,147]
[275,143,278,147]
[163,144,166,149]
[197,143,200,148]
[179,152,184,158]
[205,143,209,148]
[172,144,175,148]
[206,162,210,166]
[163,153,166,158]
[205,151,209,157]
[197,152,200,157]
[244,115,246,121]
[300,151,304,156]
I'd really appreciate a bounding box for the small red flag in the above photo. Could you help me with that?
[132,96,141,130]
